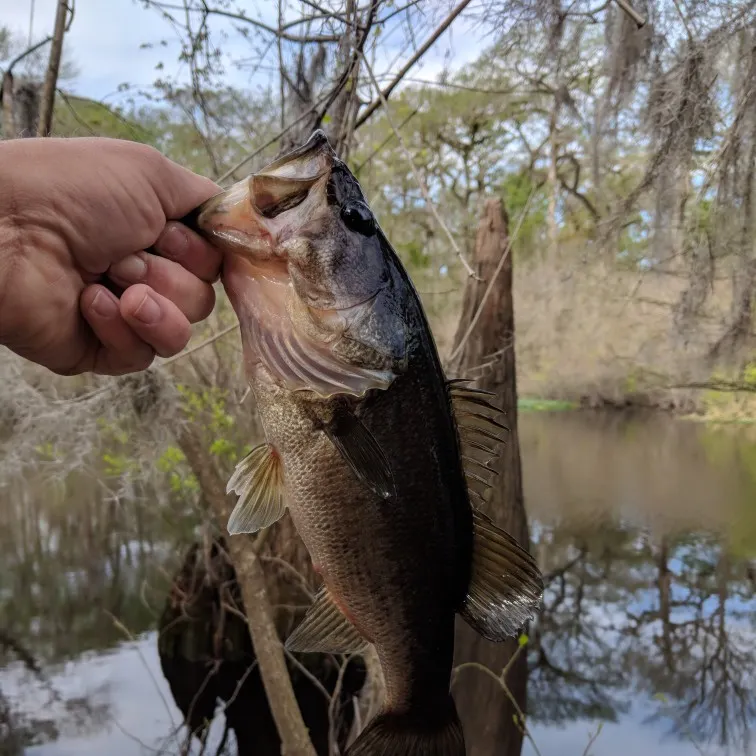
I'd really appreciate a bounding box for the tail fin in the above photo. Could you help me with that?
[346,697,465,756]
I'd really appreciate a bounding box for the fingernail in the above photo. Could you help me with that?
[133,292,161,324]
[157,224,189,261]
[91,289,118,317]
[110,254,147,282]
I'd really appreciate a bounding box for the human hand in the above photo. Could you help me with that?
[0,137,222,375]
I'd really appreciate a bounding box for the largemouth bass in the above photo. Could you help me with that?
[190,131,543,756]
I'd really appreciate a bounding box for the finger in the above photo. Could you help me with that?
[153,221,223,282]
[120,283,192,358]
[108,251,216,323]
[80,285,156,375]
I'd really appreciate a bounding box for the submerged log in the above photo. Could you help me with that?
[451,198,532,756]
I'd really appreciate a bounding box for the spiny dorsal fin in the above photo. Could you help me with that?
[324,407,395,500]
[460,509,543,641]
[448,378,508,504]
[226,443,286,535]
[285,586,370,654]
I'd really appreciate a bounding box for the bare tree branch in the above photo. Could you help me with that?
[355,0,474,128]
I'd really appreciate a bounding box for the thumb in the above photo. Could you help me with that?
[143,148,222,220]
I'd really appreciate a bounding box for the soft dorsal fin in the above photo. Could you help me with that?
[448,378,508,505]
[460,508,543,641]
[285,586,370,654]
[226,443,287,535]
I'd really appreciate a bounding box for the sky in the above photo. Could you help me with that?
[1,0,487,107]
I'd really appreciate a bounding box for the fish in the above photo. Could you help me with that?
[189,130,543,756]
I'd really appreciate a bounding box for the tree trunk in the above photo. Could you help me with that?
[2,72,14,138]
[37,0,68,137]
[2,73,41,139]
[177,426,318,756]
[451,198,530,756]
[15,82,40,138]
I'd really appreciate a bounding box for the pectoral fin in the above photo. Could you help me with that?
[460,509,543,641]
[226,443,287,535]
[285,586,370,654]
[324,409,395,500]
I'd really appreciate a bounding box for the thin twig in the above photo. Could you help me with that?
[354,0,473,129]
[216,89,335,183]
[108,614,180,743]
[612,0,647,27]
[157,323,239,367]
[353,107,419,173]
[452,651,543,756]
[360,53,476,278]
[55,322,240,406]
[56,88,96,134]
[327,656,352,755]
[221,659,259,711]
[260,554,315,600]
[582,722,604,756]
[284,648,333,703]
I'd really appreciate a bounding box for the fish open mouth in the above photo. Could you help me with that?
[193,130,336,254]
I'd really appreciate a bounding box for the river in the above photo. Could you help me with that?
[1,410,754,755]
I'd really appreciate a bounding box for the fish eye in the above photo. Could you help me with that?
[340,201,376,237]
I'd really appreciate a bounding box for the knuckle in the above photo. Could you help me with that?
[193,286,216,322]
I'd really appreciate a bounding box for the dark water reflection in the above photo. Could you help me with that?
[1,412,755,755]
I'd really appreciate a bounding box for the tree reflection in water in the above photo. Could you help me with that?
[528,523,755,752]
[520,411,756,755]
[0,410,754,754]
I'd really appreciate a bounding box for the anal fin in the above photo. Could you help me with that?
[460,509,544,641]
[285,586,369,654]
[226,443,286,535]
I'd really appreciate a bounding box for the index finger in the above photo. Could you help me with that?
[152,221,222,282]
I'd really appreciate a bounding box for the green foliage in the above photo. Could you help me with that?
[742,362,756,387]
[518,398,578,412]
[495,172,548,257]
[157,445,199,495]
[52,95,155,142]
[34,442,59,462]
[176,383,244,464]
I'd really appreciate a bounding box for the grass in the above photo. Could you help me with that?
[518,397,578,412]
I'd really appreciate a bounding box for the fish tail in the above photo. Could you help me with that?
[346,697,465,756]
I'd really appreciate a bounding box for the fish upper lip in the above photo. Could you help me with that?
[260,129,333,176]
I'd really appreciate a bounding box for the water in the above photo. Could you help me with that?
[1,411,754,755]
